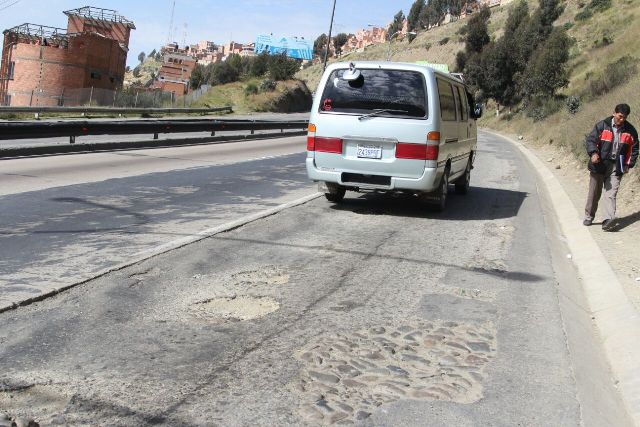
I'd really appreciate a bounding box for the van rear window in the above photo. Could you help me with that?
[319,69,427,118]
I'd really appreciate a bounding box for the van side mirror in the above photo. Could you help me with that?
[472,103,483,119]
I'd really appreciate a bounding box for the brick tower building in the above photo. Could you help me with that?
[0,6,135,106]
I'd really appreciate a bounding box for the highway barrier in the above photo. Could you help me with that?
[0,118,309,143]
[0,106,232,116]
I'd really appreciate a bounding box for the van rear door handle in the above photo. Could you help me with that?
[445,138,458,144]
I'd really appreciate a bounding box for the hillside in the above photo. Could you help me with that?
[123,56,162,88]
[191,79,312,114]
[296,0,639,194]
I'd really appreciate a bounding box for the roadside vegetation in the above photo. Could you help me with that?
[187,52,312,114]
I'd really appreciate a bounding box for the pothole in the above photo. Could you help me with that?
[231,266,290,286]
[0,382,72,423]
[292,321,496,424]
[190,295,280,322]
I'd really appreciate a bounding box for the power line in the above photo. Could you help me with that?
[0,0,20,10]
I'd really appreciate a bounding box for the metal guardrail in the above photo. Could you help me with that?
[0,106,233,115]
[0,118,309,143]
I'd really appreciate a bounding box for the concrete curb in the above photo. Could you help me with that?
[0,192,322,314]
[0,130,307,158]
[489,130,640,425]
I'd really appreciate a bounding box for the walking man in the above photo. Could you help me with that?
[583,103,638,230]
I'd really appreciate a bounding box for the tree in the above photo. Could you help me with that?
[149,49,157,58]
[190,63,206,89]
[408,0,425,31]
[313,33,328,58]
[226,53,243,76]
[211,61,239,85]
[333,33,349,56]
[388,10,405,38]
[268,53,299,81]
[138,51,146,64]
[250,51,270,77]
[449,0,466,18]
[464,6,490,54]
[518,27,571,98]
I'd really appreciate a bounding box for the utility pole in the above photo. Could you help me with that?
[322,0,337,72]
[167,0,175,43]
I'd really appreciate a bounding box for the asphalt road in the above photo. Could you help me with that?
[0,136,313,309]
[1,132,583,425]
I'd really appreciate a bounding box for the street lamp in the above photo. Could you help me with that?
[387,31,417,61]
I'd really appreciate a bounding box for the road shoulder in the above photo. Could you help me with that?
[485,129,640,425]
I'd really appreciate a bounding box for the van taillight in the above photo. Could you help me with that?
[396,143,438,160]
[306,135,315,151]
[308,136,343,154]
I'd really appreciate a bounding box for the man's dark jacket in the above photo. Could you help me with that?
[585,116,639,175]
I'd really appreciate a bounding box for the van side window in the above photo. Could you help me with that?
[456,86,468,121]
[437,79,457,121]
[452,86,461,121]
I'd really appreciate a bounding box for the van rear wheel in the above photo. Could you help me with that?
[421,172,448,211]
[455,159,471,195]
[432,172,448,211]
[324,183,346,203]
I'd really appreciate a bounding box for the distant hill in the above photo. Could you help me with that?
[124,56,162,88]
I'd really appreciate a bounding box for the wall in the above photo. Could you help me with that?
[3,33,127,106]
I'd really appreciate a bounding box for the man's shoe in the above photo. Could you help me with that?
[583,219,592,226]
[602,219,615,231]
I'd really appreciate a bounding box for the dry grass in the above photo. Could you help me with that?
[191,79,304,114]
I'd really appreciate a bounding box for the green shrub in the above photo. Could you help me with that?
[439,37,450,45]
[589,0,611,12]
[587,55,638,97]
[566,95,581,114]
[593,34,613,48]
[259,79,277,92]
[575,9,593,20]
[563,22,574,30]
[244,83,258,96]
[525,96,563,121]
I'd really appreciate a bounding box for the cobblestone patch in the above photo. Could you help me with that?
[190,295,279,322]
[292,321,496,424]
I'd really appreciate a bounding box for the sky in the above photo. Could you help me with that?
[0,0,415,66]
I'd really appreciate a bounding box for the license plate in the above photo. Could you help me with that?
[357,145,382,159]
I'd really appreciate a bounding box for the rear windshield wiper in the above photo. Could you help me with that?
[358,108,409,121]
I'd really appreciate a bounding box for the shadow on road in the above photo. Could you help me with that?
[329,186,529,221]
[212,234,546,284]
[30,197,150,234]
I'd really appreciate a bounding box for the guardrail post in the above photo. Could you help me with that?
[153,133,158,140]
[70,136,76,144]
[211,131,215,136]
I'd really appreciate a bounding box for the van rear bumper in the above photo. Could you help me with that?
[306,158,439,192]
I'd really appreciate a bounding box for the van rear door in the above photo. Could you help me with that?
[312,68,431,180]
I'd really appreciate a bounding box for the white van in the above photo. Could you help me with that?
[306,61,482,211]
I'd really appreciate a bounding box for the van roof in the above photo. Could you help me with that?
[325,61,464,84]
